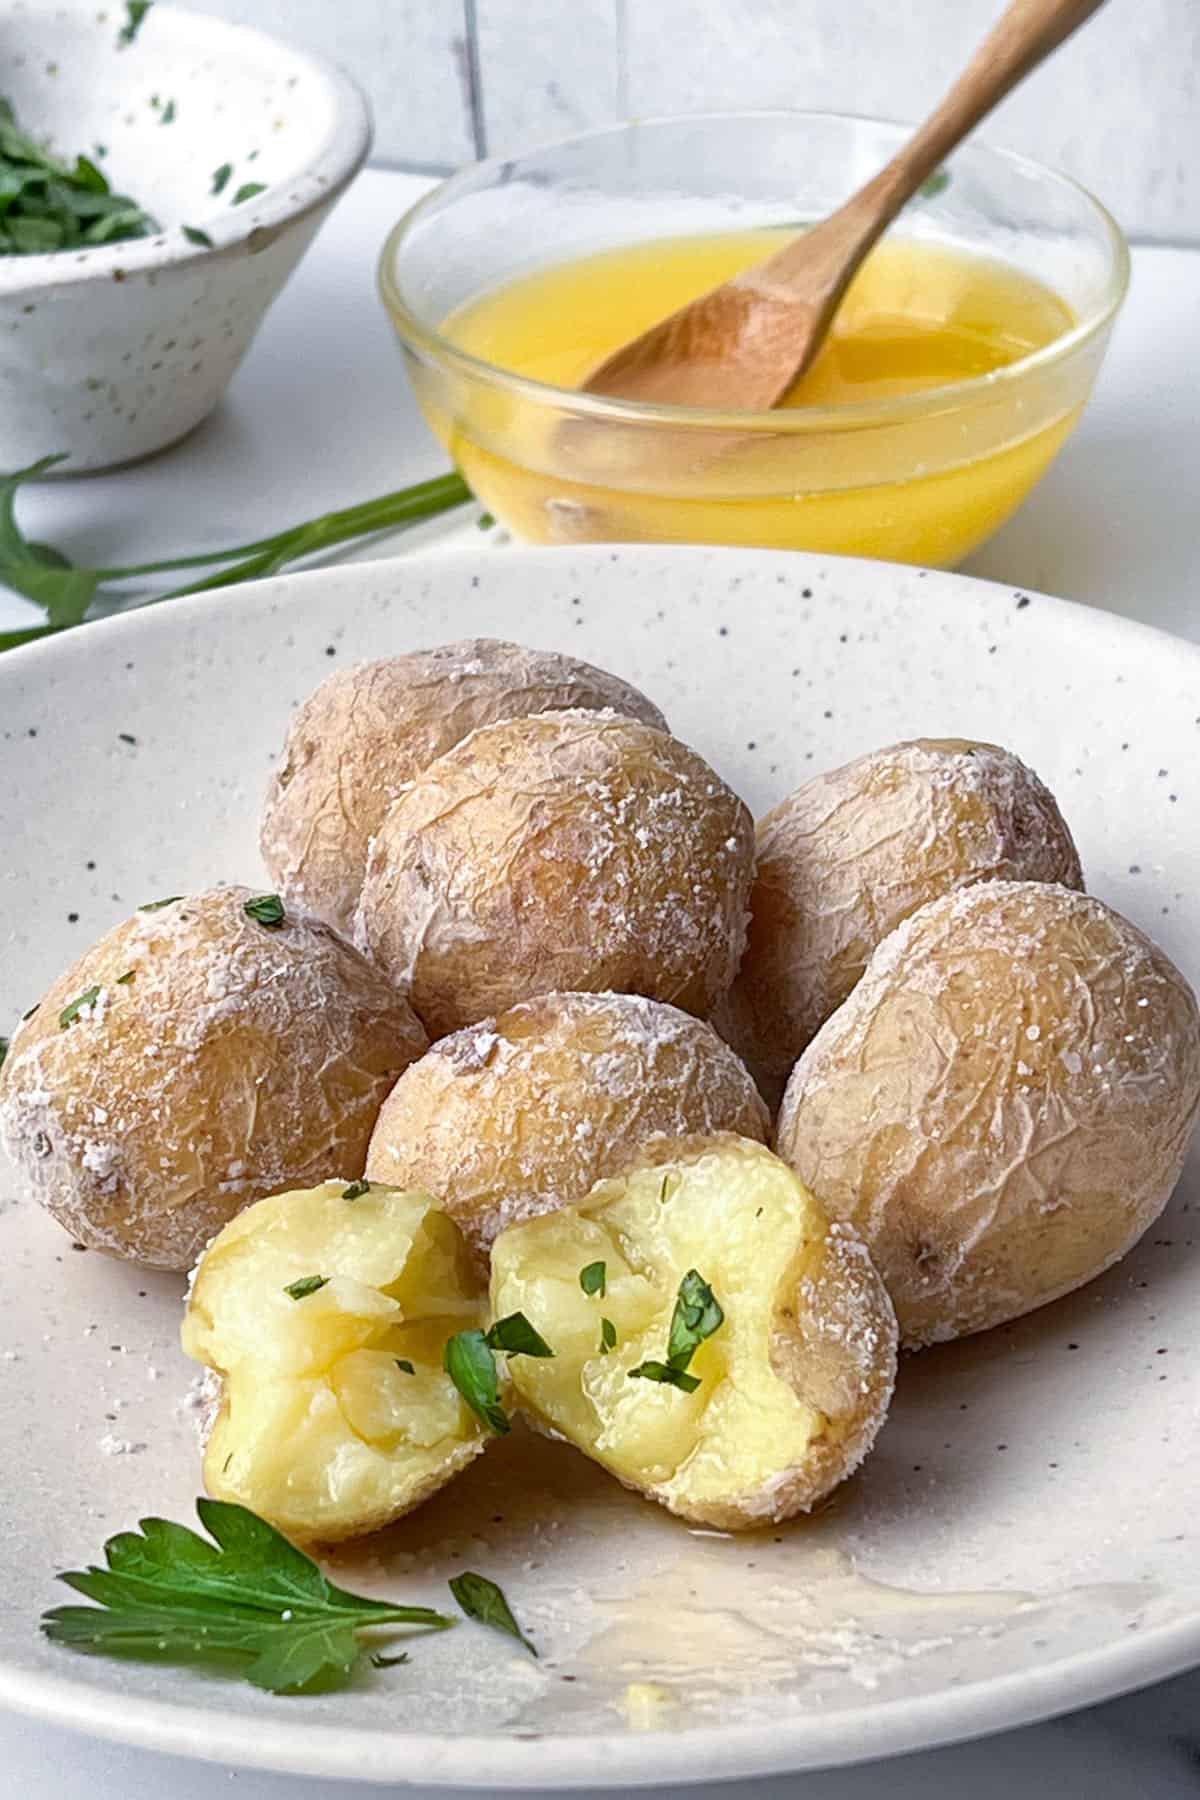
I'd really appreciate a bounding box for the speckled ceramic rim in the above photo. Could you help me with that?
[379,109,1130,434]
[0,0,372,296]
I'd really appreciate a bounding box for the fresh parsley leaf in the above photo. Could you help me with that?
[0,98,157,258]
[41,1498,453,1693]
[243,893,285,928]
[118,1,152,47]
[476,511,496,530]
[484,1312,554,1359]
[628,1360,701,1393]
[917,168,950,202]
[579,1261,606,1298]
[449,1572,536,1656]
[59,985,100,1029]
[341,1178,371,1200]
[138,895,183,911]
[182,225,212,247]
[627,1269,723,1392]
[666,1270,724,1370]
[443,1330,509,1435]
[160,99,176,125]
[233,181,266,205]
[599,1317,617,1355]
[283,1274,328,1301]
[0,1035,8,1071]
[0,456,97,621]
[393,1359,415,1375]
[211,162,232,196]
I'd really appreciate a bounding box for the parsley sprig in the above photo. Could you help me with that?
[0,459,473,654]
[41,1499,453,1694]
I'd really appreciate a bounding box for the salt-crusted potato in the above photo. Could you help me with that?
[490,1134,897,1529]
[260,639,668,936]
[182,1180,487,1543]
[366,992,770,1266]
[0,889,426,1270]
[715,739,1083,1109]
[777,882,1200,1348]
[353,710,754,1038]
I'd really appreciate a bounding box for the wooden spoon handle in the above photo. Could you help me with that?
[877,0,1109,201]
[767,0,1108,284]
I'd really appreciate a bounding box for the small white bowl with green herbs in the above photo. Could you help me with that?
[0,0,371,472]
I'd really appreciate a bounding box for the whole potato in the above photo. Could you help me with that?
[354,710,754,1037]
[183,1180,487,1543]
[776,881,1200,1347]
[0,889,427,1270]
[260,639,668,936]
[490,1133,897,1529]
[715,739,1083,1110]
[365,991,770,1265]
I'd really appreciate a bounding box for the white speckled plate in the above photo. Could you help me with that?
[0,546,1198,1789]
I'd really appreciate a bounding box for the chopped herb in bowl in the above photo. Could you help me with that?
[0,98,157,255]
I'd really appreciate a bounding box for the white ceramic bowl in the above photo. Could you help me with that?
[0,1,371,472]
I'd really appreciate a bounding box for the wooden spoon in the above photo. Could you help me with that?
[583,0,1108,411]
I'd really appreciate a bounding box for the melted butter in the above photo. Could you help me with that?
[431,231,1080,567]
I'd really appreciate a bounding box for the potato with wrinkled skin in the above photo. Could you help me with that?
[714,739,1083,1110]
[182,1181,488,1543]
[777,881,1200,1348]
[490,1134,897,1530]
[354,710,755,1038]
[365,992,770,1266]
[260,639,669,936]
[0,889,427,1270]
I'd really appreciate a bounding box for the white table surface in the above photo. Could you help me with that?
[3,169,1199,1796]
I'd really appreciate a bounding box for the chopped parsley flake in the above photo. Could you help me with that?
[117,2,152,48]
[243,893,285,928]
[484,1312,554,1359]
[282,1274,328,1301]
[59,985,101,1029]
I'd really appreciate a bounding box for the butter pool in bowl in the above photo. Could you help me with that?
[0,0,370,472]
[380,112,1128,567]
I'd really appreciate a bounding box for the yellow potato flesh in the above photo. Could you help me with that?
[490,1145,828,1516]
[182,1182,486,1540]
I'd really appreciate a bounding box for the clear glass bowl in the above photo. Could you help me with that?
[379,112,1128,566]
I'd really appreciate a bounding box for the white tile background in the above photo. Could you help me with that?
[197,0,1199,241]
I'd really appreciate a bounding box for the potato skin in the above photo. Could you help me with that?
[0,889,427,1270]
[714,739,1083,1110]
[260,639,669,936]
[365,991,770,1265]
[490,1133,897,1529]
[354,710,755,1038]
[776,882,1200,1347]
